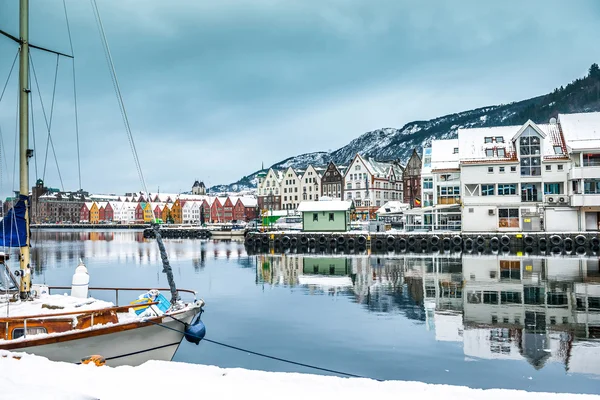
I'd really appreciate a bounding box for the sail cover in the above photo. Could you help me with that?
[0,195,28,247]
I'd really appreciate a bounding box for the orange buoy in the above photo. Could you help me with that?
[81,355,106,366]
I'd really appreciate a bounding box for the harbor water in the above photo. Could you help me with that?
[15,230,600,394]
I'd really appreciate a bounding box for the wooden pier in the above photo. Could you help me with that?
[244,231,600,256]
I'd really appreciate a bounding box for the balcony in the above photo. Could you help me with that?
[569,166,600,180]
[437,197,461,205]
[571,194,600,207]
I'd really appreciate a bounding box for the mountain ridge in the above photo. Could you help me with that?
[210,64,600,193]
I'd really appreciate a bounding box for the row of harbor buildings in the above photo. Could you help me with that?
[408,111,600,232]
[256,151,422,220]
[262,111,600,234]
[4,180,258,224]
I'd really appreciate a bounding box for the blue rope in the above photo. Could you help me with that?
[144,318,381,381]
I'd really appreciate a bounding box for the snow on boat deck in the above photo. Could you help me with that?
[1,352,597,400]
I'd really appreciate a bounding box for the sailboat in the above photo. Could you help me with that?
[0,0,205,366]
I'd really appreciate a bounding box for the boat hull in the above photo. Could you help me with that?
[3,307,199,367]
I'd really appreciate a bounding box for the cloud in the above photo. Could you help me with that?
[0,0,599,196]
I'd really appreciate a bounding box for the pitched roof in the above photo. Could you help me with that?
[458,121,567,163]
[297,200,353,212]
[558,112,600,151]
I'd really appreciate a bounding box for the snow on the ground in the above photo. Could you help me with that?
[0,351,598,400]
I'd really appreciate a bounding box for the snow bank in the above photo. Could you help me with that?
[0,351,598,400]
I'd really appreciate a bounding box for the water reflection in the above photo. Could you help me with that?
[21,230,600,385]
[257,254,600,376]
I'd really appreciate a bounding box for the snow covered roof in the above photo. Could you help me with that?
[558,112,600,151]
[297,200,353,212]
[238,197,258,207]
[375,201,410,215]
[458,121,567,163]
[431,139,460,171]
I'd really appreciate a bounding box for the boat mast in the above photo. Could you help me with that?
[19,0,31,299]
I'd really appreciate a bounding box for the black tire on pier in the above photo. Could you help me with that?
[575,235,587,246]
[357,236,367,246]
[500,235,510,246]
[429,235,440,246]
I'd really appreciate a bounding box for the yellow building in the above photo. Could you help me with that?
[89,202,99,224]
[143,202,154,223]
[171,199,183,224]
[161,204,172,223]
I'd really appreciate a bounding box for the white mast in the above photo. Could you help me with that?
[19,0,31,299]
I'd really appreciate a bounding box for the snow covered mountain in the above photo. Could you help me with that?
[210,64,600,193]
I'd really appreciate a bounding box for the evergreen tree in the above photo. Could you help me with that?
[589,63,600,78]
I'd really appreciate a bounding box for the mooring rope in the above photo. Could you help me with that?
[142,317,381,381]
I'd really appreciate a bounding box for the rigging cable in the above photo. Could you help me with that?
[63,0,82,190]
[142,317,382,381]
[29,53,64,191]
[90,0,148,195]
[0,49,19,195]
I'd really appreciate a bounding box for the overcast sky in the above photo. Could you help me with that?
[0,0,599,197]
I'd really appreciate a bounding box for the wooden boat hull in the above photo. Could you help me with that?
[1,307,199,367]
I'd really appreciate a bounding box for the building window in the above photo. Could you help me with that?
[488,167,493,173]
[545,165,551,171]
[557,164,563,171]
[484,137,493,144]
[583,153,600,166]
[498,184,517,195]
[495,137,505,143]
[313,213,318,221]
[482,184,495,196]
[544,183,562,195]
[553,146,562,155]
[497,148,506,157]
[520,133,541,176]
[499,167,505,173]
[485,149,494,157]
[453,147,458,154]
[584,179,600,194]
[329,213,334,221]
[510,166,516,172]
[498,208,519,228]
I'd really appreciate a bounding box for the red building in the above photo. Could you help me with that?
[98,205,106,221]
[210,198,225,223]
[80,203,91,222]
[234,198,258,221]
[104,202,114,222]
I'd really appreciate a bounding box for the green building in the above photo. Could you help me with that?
[297,200,353,232]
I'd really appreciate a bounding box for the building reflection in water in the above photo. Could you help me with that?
[25,232,247,271]
[257,253,600,376]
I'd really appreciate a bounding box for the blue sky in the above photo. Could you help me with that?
[1,0,599,196]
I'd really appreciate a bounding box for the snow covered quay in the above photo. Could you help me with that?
[1,352,599,400]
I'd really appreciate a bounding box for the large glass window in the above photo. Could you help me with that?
[544,183,562,195]
[498,184,517,195]
[583,153,600,167]
[423,178,433,189]
[499,208,519,228]
[520,131,541,176]
[584,179,600,194]
[482,184,495,196]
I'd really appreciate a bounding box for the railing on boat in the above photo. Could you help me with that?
[47,286,197,306]
[0,302,160,340]
[1,287,197,340]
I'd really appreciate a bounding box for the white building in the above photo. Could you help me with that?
[459,119,572,232]
[559,112,600,231]
[344,154,403,220]
[182,201,200,224]
[281,167,301,210]
[413,139,462,231]
[257,168,283,211]
[300,165,321,202]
